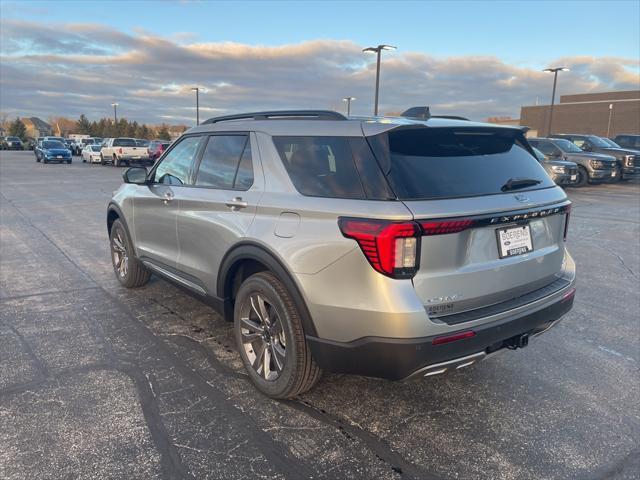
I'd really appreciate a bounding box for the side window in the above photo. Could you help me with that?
[537,141,559,156]
[272,136,365,199]
[195,135,253,189]
[152,136,202,186]
[571,138,585,149]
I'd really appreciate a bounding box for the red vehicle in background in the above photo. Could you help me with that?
[147,140,171,163]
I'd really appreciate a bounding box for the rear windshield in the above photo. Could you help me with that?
[372,127,554,200]
[113,138,136,147]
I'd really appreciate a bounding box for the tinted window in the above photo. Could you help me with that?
[113,138,136,147]
[273,136,364,199]
[235,141,254,190]
[195,135,251,189]
[587,135,610,147]
[530,140,559,156]
[380,127,553,200]
[552,138,583,153]
[136,139,150,147]
[43,141,64,149]
[153,136,202,186]
[90,146,101,151]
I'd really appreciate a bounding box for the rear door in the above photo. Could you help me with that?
[132,135,204,268]
[175,132,262,293]
[371,126,570,318]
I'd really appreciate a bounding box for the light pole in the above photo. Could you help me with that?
[543,67,569,136]
[363,44,397,116]
[342,96,356,116]
[191,87,200,125]
[111,102,119,124]
[606,103,613,137]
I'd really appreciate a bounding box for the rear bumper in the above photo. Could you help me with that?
[307,288,575,380]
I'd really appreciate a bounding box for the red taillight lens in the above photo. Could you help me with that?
[420,219,475,235]
[563,204,572,241]
[339,218,420,278]
[118,147,123,154]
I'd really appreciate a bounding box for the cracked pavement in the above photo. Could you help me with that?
[1,150,638,479]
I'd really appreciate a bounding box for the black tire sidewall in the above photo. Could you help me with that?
[577,166,589,187]
[234,274,301,398]
[110,219,134,286]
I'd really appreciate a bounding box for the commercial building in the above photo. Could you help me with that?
[520,90,640,138]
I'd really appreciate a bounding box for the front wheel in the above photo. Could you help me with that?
[576,166,589,187]
[234,272,322,399]
[101,154,106,166]
[109,219,151,288]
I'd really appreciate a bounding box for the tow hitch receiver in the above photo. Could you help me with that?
[506,333,529,350]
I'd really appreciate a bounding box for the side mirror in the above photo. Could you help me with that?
[123,166,148,185]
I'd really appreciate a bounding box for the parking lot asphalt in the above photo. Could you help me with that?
[0,150,638,480]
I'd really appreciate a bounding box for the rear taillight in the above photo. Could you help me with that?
[563,204,572,241]
[339,218,420,278]
[432,330,476,345]
[118,148,123,154]
[420,219,475,235]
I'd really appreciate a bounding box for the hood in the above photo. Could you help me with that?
[565,152,616,162]
[544,160,576,167]
[599,147,638,156]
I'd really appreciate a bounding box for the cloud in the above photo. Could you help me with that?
[1,20,638,125]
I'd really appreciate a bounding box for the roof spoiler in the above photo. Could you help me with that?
[400,106,469,121]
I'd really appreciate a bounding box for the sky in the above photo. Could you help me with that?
[1,0,639,125]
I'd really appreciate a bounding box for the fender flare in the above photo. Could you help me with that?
[106,202,136,253]
[217,242,318,337]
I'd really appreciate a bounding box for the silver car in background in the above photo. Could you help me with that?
[107,110,576,398]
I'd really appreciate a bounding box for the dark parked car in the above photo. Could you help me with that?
[530,146,579,186]
[551,134,640,181]
[613,134,640,150]
[147,140,171,162]
[2,136,24,150]
[528,138,617,187]
[35,140,72,164]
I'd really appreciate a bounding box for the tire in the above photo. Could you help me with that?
[576,166,589,187]
[109,219,151,288]
[234,272,322,399]
[101,154,106,166]
[36,156,40,162]
[113,155,119,167]
[66,160,72,164]
[43,158,49,164]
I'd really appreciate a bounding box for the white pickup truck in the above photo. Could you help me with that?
[100,137,149,166]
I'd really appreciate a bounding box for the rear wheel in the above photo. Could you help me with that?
[109,219,150,288]
[100,154,106,165]
[234,272,322,399]
[576,166,589,187]
[113,155,119,167]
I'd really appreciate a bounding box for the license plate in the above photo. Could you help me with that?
[133,156,140,159]
[570,174,577,180]
[611,171,616,177]
[496,225,533,258]
[56,155,62,158]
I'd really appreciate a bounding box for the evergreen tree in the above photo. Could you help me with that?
[138,124,150,139]
[8,117,27,141]
[76,114,92,135]
[157,124,171,141]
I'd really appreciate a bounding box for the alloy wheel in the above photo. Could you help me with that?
[111,230,129,278]
[239,293,286,381]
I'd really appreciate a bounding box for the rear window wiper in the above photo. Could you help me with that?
[501,177,542,192]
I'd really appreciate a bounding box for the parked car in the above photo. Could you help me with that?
[612,134,640,150]
[36,140,72,164]
[100,137,149,166]
[81,144,103,163]
[3,136,24,150]
[107,110,576,399]
[72,137,104,155]
[599,137,622,148]
[551,134,640,181]
[147,140,171,163]
[528,138,617,187]
[530,146,579,186]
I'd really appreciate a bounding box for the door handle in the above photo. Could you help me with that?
[163,191,174,204]
[225,197,248,210]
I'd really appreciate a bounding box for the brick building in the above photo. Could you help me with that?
[520,90,640,138]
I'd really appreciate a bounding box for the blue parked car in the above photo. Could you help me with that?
[35,140,72,164]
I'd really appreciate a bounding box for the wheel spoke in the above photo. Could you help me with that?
[252,341,266,372]
[256,295,270,327]
[240,317,263,334]
[250,296,264,322]
[271,341,285,372]
[262,347,271,379]
[241,331,261,343]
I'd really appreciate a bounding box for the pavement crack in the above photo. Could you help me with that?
[288,398,443,480]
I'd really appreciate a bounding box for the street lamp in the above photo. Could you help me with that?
[543,67,569,136]
[191,87,200,125]
[342,96,356,116]
[606,103,614,137]
[363,44,397,116]
[111,102,119,124]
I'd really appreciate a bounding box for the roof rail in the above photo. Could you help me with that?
[202,110,347,124]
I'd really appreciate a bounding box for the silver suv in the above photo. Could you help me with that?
[107,110,576,398]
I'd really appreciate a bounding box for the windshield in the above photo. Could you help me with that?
[601,138,620,148]
[553,138,583,153]
[44,141,64,149]
[371,127,554,200]
[7,137,20,141]
[90,145,101,151]
[587,135,611,147]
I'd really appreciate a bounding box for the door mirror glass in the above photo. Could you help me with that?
[123,166,147,185]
